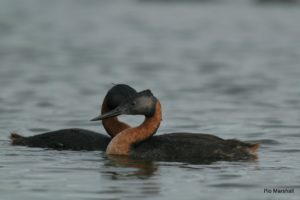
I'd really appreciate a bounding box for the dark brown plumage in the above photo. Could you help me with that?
[131,133,259,163]
[10,128,110,151]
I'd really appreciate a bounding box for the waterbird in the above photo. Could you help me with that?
[10,84,137,151]
[91,89,260,163]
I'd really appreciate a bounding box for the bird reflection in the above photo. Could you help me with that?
[100,155,160,198]
[103,155,158,179]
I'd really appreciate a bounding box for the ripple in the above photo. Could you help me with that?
[259,139,281,145]
[217,174,242,179]
[198,61,225,74]
[209,183,257,188]
[245,132,266,138]
[273,149,300,153]
[0,21,14,35]
[79,88,98,95]
[28,128,51,133]
[36,101,54,108]
[63,120,93,126]
[0,107,23,113]
[27,76,51,84]
[259,125,300,129]
[258,166,293,170]
[284,133,300,137]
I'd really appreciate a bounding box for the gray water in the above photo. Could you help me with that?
[0,0,300,199]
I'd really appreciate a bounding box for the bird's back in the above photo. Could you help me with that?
[130,133,259,163]
[10,128,110,151]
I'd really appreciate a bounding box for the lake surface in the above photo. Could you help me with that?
[0,0,300,199]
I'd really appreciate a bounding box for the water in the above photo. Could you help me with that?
[0,0,300,199]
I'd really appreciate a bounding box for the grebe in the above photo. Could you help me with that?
[92,90,260,163]
[10,84,137,151]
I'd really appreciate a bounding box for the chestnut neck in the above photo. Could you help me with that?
[101,99,131,138]
[106,100,162,156]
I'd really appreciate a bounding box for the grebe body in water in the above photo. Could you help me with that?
[92,90,259,162]
[10,84,137,151]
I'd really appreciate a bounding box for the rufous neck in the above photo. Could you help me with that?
[101,99,130,138]
[106,100,162,156]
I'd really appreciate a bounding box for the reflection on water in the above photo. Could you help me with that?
[0,0,300,200]
[100,156,161,199]
[104,155,158,179]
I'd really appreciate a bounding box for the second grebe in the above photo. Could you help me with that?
[92,90,260,163]
[10,84,137,151]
